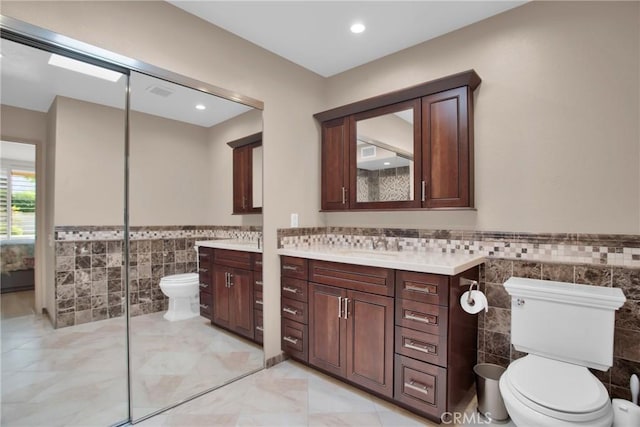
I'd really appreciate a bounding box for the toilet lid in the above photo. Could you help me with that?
[507,355,609,415]
[161,273,198,284]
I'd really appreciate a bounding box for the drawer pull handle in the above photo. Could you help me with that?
[282,286,299,294]
[199,283,209,289]
[199,304,209,309]
[283,336,299,345]
[343,298,349,319]
[283,265,298,271]
[256,326,264,332]
[405,312,433,324]
[405,380,430,396]
[255,299,263,305]
[283,307,299,315]
[405,340,436,354]
[198,267,208,273]
[405,284,434,294]
[255,261,263,265]
[255,280,263,286]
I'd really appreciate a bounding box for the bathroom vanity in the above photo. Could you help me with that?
[197,240,263,344]
[277,246,484,422]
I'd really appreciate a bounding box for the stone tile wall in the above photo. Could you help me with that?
[54,225,261,328]
[277,226,640,400]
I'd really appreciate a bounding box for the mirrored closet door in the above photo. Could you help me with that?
[0,35,129,426]
[127,72,264,421]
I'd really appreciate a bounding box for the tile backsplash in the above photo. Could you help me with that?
[54,225,261,328]
[277,226,640,400]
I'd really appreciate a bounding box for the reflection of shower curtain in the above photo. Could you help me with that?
[0,239,35,293]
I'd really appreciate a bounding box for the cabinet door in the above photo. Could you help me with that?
[422,87,471,208]
[321,117,350,210]
[233,144,251,213]
[229,268,254,340]
[346,290,394,397]
[212,265,231,329]
[308,283,347,377]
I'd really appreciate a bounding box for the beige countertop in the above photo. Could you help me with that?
[277,245,484,276]
[195,239,262,254]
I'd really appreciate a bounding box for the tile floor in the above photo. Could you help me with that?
[1,308,263,426]
[136,361,511,427]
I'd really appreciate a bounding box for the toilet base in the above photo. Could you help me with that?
[163,296,199,322]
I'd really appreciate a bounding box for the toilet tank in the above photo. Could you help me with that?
[504,277,626,371]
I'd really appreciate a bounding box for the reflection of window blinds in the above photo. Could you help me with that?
[10,170,36,238]
[0,171,8,239]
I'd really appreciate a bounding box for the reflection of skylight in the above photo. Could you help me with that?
[48,54,122,82]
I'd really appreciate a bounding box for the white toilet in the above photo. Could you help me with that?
[159,273,200,321]
[499,277,626,427]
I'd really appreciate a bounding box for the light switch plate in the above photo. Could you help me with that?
[290,213,299,228]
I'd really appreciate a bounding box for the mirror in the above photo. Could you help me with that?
[128,72,264,421]
[1,37,129,425]
[355,101,419,206]
[356,107,416,203]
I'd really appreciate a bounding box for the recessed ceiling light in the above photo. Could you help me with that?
[350,23,366,34]
[383,161,391,166]
[195,104,206,110]
[48,54,122,82]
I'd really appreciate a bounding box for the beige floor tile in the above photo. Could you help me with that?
[308,411,383,427]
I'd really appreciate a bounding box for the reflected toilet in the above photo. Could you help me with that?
[158,273,199,321]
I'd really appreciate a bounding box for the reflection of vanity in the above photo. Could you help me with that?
[228,132,263,214]
[315,70,481,210]
[196,240,263,344]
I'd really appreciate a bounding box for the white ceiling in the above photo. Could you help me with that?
[169,1,526,77]
[0,38,253,128]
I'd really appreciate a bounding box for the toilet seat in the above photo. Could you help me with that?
[504,355,610,423]
[160,273,198,285]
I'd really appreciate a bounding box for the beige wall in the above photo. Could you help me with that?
[129,111,210,226]
[324,1,640,234]
[54,96,125,225]
[207,108,262,226]
[0,104,51,315]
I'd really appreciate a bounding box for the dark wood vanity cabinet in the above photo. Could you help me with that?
[253,253,264,344]
[394,268,479,420]
[211,249,258,341]
[198,247,213,319]
[315,70,480,211]
[280,255,479,423]
[228,133,262,215]
[321,117,350,210]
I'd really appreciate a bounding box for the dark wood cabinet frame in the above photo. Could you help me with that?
[228,132,262,214]
[315,70,481,212]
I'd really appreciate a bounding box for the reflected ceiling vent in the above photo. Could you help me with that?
[146,84,174,98]
[361,145,376,159]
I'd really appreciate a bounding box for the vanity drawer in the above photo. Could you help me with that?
[199,291,212,319]
[253,253,263,272]
[394,354,447,419]
[281,297,308,324]
[254,309,263,344]
[396,271,449,306]
[282,318,308,362]
[254,290,264,311]
[215,249,252,270]
[395,326,447,368]
[395,298,448,336]
[254,274,263,292]
[281,277,308,302]
[198,277,213,295]
[281,256,308,280]
[198,247,213,263]
[309,260,394,296]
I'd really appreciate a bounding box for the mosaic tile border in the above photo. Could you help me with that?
[277,227,640,268]
[55,225,262,242]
